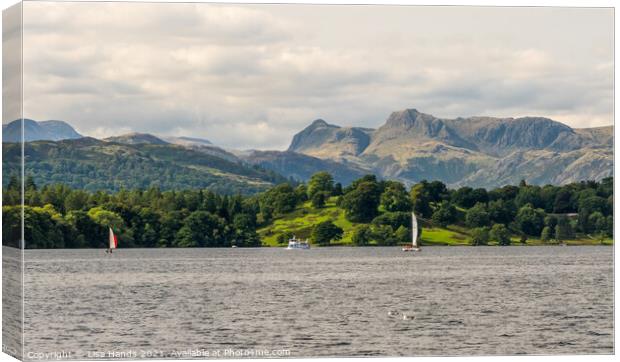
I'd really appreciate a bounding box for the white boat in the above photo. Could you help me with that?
[106,227,118,254]
[286,236,310,250]
[402,212,421,252]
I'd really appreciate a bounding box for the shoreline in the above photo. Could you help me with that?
[3,243,613,251]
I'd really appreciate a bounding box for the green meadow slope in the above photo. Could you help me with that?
[259,197,473,247]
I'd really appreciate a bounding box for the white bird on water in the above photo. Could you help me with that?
[402,313,415,320]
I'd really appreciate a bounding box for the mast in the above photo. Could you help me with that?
[411,212,418,248]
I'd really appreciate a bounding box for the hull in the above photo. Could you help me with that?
[287,243,310,250]
[402,247,420,252]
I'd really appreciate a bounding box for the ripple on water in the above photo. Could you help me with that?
[20,246,613,358]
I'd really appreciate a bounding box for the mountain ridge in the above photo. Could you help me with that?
[3,110,613,189]
[287,108,613,188]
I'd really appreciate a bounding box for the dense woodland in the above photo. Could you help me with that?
[2,173,613,249]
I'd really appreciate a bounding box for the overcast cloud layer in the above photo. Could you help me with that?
[12,2,614,150]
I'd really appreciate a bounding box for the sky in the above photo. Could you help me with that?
[7,2,615,150]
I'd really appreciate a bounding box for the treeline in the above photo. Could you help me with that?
[284,173,613,246]
[2,173,613,248]
[3,176,263,249]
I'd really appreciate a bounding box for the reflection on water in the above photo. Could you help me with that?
[22,246,613,358]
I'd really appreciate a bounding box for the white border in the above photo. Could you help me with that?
[0,2,616,362]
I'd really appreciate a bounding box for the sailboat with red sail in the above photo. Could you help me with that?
[106,227,118,254]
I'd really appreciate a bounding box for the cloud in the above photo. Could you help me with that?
[2,3,22,123]
[13,2,614,149]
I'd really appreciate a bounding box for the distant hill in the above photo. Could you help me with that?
[104,132,169,145]
[163,136,238,162]
[241,150,369,185]
[2,119,82,142]
[163,136,212,146]
[101,131,237,162]
[287,109,613,188]
[2,138,287,194]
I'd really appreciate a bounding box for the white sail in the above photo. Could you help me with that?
[411,212,418,248]
[109,228,117,249]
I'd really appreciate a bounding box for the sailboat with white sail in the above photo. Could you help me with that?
[402,212,420,252]
[106,227,118,254]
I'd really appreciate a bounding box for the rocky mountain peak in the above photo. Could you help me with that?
[383,108,435,129]
[288,118,374,158]
[309,119,332,128]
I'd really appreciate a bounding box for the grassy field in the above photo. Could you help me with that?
[258,198,354,247]
[258,198,613,247]
[420,226,470,245]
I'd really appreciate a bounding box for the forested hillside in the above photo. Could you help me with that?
[2,138,288,194]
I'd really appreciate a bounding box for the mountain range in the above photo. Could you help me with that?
[2,109,613,191]
[281,109,613,188]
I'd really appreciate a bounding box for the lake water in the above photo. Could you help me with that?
[11,246,615,358]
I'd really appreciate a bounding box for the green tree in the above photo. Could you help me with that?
[431,201,457,227]
[311,191,328,209]
[351,224,372,246]
[175,211,228,247]
[488,199,516,224]
[471,227,490,246]
[380,182,411,212]
[232,213,260,247]
[142,223,158,247]
[371,211,410,230]
[452,186,476,208]
[427,180,449,202]
[260,183,298,216]
[87,207,124,230]
[395,225,410,244]
[307,172,334,198]
[540,185,559,212]
[541,226,553,243]
[311,221,343,246]
[553,188,574,213]
[2,206,22,248]
[410,182,433,218]
[372,224,397,246]
[544,215,558,230]
[515,186,543,209]
[340,180,381,222]
[295,184,308,202]
[515,204,545,236]
[465,202,490,228]
[452,187,488,208]
[588,211,607,235]
[489,224,510,246]
[555,215,574,241]
[333,183,343,196]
